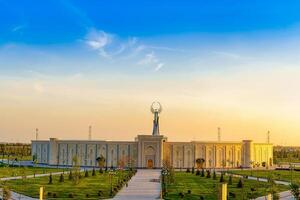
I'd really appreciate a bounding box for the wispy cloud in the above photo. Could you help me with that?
[85,29,113,58]
[84,28,169,71]
[12,24,27,33]
[138,52,164,71]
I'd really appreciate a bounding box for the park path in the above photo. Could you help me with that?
[113,169,161,200]
[255,191,294,200]
[0,171,66,181]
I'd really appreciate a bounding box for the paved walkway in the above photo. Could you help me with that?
[255,191,294,200]
[113,169,161,200]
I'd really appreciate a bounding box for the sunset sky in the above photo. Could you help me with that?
[1,1,300,145]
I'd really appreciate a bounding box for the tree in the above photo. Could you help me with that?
[219,173,225,182]
[206,170,211,178]
[2,185,11,200]
[92,168,96,176]
[195,158,205,169]
[228,175,232,185]
[201,169,205,177]
[71,156,81,185]
[290,183,300,200]
[59,173,64,182]
[85,170,89,177]
[48,173,53,184]
[96,155,106,173]
[213,170,217,180]
[68,171,73,180]
[237,178,243,188]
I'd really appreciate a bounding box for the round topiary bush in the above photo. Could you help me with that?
[68,193,74,198]
[179,192,184,198]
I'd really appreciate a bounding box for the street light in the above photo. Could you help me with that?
[161,170,169,198]
[108,170,116,196]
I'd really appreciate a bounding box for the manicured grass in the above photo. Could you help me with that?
[0,166,65,178]
[4,170,133,199]
[0,155,32,161]
[228,169,300,182]
[165,172,289,200]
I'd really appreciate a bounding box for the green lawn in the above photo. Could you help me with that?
[165,172,289,200]
[0,155,32,161]
[0,166,65,178]
[3,170,132,199]
[228,169,300,183]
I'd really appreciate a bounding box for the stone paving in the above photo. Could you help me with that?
[113,169,161,200]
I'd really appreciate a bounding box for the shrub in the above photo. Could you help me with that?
[85,170,89,177]
[47,192,52,196]
[237,178,243,188]
[290,183,300,200]
[179,192,184,198]
[229,192,236,198]
[48,173,53,184]
[59,173,64,182]
[199,195,204,200]
[206,170,211,178]
[187,190,191,194]
[228,175,232,185]
[68,171,73,180]
[98,190,103,196]
[52,193,57,198]
[99,168,103,174]
[68,193,74,198]
[186,168,191,173]
[2,186,11,200]
[86,194,90,198]
[192,167,195,174]
[92,168,96,176]
[219,173,225,182]
[201,169,205,177]
[213,171,217,180]
[196,169,200,176]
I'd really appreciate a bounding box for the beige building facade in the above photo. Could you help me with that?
[31,103,273,169]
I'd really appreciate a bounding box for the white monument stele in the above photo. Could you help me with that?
[32,102,273,169]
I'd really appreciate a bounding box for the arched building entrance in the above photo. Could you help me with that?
[147,159,153,168]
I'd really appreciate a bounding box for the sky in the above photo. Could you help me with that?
[1,1,300,145]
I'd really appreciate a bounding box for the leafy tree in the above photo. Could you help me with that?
[195,158,205,169]
[206,170,211,178]
[237,178,243,188]
[2,185,11,200]
[59,173,64,182]
[48,173,53,184]
[72,156,81,184]
[96,155,106,172]
[228,175,232,185]
[219,173,225,182]
[201,169,205,177]
[213,170,217,180]
[290,183,300,200]
[85,170,89,177]
[68,171,73,180]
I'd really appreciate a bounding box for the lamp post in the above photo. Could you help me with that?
[161,170,169,198]
[108,171,116,196]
